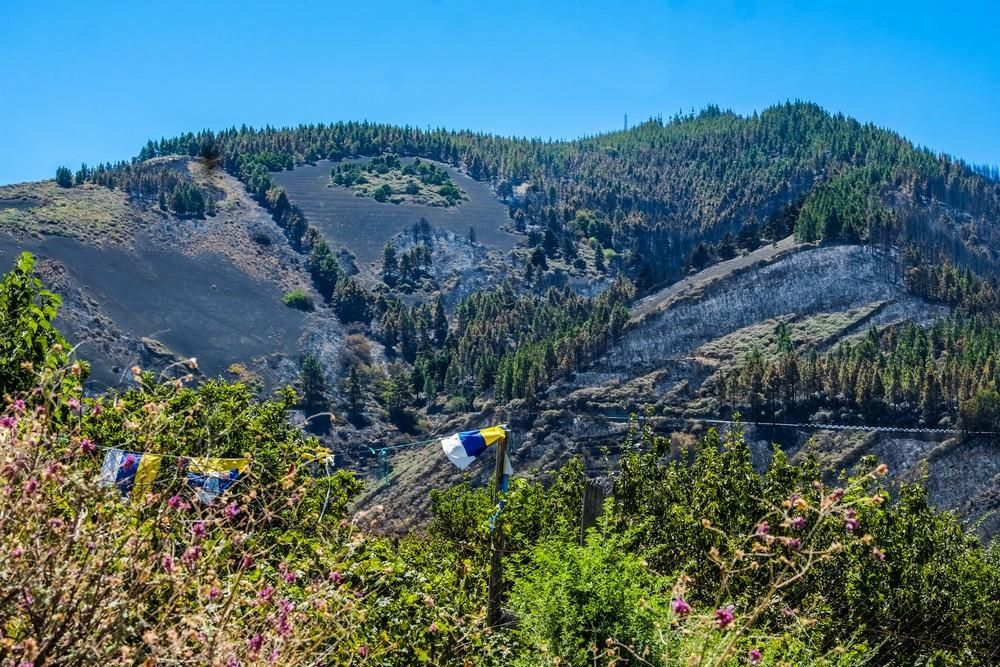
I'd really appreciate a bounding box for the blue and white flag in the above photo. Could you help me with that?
[186,457,250,504]
[440,425,513,488]
[98,448,161,500]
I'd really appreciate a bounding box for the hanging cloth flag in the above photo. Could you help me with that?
[440,426,509,470]
[302,446,334,465]
[98,448,162,500]
[187,457,250,504]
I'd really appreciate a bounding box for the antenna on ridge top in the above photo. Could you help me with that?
[624,113,628,131]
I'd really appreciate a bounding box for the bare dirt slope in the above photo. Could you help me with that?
[273,159,518,268]
[631,235,801,321]
[0,160,322,391]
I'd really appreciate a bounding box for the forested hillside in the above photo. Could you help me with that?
[70,101,1000,287]
[15,101,1000,539]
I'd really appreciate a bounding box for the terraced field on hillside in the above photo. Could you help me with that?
[273,159,518,268]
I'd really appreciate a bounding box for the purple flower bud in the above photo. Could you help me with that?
[756,521,770,535]
[13,400,26,414]
[672,597,692,615]
[872,547,885,561]
[161,554,174,573]
[749,648,762,665]
[79,438,97,454]
[786,538,802,551]
[22,478,38,496]
[790,515,806,531]
[167,495,182,509]
[182,546,201,566]
[844,508,859,532]
[329,570,343,585]
[67,398,81,410]
[226,503,240,519]
[714,605,735,630]
[191,521,206,539]
[358,645,368,658]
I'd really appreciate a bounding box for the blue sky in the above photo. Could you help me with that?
[1,0,998,185]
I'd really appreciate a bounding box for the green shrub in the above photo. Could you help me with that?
[511,532,666,666]
[281,289,314,311]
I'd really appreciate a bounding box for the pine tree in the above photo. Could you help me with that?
[431,295,448,346]
[55,166,73,188]
[299,354,326,414]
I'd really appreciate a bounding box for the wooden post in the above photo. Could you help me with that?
[580,480,607,545]
[487,431,508,627]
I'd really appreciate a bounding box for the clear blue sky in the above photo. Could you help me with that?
[1,0,998,185]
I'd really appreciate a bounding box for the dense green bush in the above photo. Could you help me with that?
[281,289,314,311]
[0,252,76,398]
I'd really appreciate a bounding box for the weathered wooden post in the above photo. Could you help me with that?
[487,429,509,627]
[580,479,607,545]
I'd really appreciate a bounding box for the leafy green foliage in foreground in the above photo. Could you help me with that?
[2,259,999,665]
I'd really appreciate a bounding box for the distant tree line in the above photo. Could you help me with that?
[723,316,1000,432]
[57,161,214,218]
[118,102,999,289]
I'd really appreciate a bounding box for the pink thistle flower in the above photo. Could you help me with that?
[167,495,182,509]
[829,487,845,503]
[756,520,770,535]
[47,518,64,530]
[79,438,97,454]
[182,545,201,567]
[13,400,26,414]
[241,554,255,570]
[208,587,221,600]
[226,503,240,519]
[714,605,735,630]
[672,597,692,615]
[749,648,762,665]
[11,545,24,558]
[428,622,439,634]
[247,633,263,654]
[257,585,275,601]
[161,554,175,574]
[91,403,103,416]
[844,508,860,532]
[358,645,368,658]
[0,416,15,429]
[329,570,343,585]
[34,405,45,415]
[225,656,239,667]
[22,478,38,496]
[872,547,885,561]
[67,398,81,410]
[191,521,206,539]
[786,538,802,551]
[790,515,806,531]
